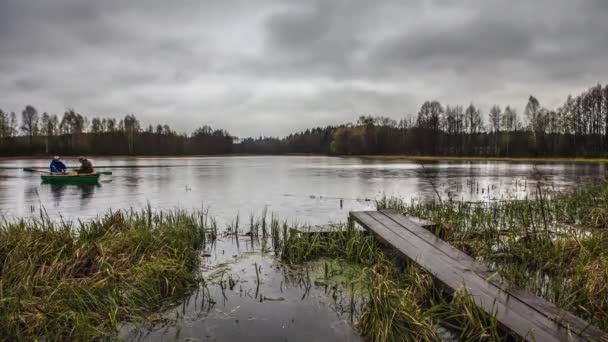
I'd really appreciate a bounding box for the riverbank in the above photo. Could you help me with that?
[3,153,608,164]
[364,155,608,163]
[0,153,321,161]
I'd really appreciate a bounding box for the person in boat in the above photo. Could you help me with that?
[76,156,94,174]
[49,156,67,173]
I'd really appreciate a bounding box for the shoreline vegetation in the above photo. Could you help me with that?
[363,155,608,163]
[3,83,608,159]
[3,154,608,164]
[1,181,607,340]
[0,208,214,340]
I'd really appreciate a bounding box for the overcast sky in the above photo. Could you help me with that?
[1,0,607,137]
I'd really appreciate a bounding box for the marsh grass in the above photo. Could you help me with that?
[357,260,437,342]
[280,222,379,265]
[378,181,608,330]
[279,222,509,340]
[0,208,212,340]
[278,182,608,340]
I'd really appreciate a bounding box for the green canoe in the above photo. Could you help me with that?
[41,173,101,185]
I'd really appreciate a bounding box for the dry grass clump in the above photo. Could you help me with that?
[579,256,608,322]
[590,207,608,228]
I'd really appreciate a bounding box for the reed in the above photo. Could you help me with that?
[378,180,608,330]
[280,223,380,265]
[0,208,212,340]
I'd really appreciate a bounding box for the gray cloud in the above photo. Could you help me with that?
[1,0,607,137]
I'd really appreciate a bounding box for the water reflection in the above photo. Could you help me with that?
[48,183,99,204]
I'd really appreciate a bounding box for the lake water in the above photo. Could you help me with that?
[0,156,605,341]
[0,156,604,224]
[121,237,365,342]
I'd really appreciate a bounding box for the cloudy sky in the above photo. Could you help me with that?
[1,0,607,137]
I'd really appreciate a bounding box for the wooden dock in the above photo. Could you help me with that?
[350,210,607,342]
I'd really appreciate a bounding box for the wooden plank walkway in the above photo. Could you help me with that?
[290,216,436,234]
[350,210,607,342]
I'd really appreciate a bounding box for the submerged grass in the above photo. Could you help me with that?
[0,208,213,340]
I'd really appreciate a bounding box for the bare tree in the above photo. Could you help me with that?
[489,105,501,134]
[40,113,58,153]
[21,105,39,146]
[0,110,9,140]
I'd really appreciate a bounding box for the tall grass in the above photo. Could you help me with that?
[280,223,379,265]
[357,260,437,342]
[0,208,212,340]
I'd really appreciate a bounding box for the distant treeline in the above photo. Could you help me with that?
[241,83,608,158]
[0,110,233,156]
[2,83,608,157]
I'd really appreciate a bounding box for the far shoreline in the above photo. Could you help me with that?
[361,155,608,164]
[1,154,607,164]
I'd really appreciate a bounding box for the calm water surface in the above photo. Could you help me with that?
[0,156,605,224]
[122,237,364,342]
[0,156,605,341]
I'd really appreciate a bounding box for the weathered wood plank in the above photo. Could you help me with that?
[404,215,437,229]
[359,211,566,341]
[380,210,491,275]
[350,211,606,342]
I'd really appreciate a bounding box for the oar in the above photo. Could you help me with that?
[23,167,111,175]
[23,167,50,174]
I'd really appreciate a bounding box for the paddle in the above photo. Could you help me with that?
[23,167,112,175]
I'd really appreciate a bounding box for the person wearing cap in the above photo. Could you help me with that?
[76,156,94,174]
[49,156,67,173]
